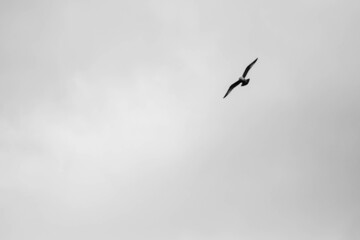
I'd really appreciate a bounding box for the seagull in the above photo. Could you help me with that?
[223,58,258,98]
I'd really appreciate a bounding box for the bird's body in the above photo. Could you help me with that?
[223,58,258,98]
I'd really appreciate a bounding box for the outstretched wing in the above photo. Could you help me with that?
[223,81,241,98]
[242,58,258,78]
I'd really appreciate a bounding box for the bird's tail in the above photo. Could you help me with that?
[241,79,250,86]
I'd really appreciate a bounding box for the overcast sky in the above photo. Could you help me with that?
[1,0,360,239]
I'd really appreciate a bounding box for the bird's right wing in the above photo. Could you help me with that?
[223,81,239,98]
[242,58,258,78]
[223,87,233,98]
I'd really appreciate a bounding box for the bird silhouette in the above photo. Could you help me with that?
[223,58,258,98]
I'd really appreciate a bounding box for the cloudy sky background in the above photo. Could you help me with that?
[1,0,360,239]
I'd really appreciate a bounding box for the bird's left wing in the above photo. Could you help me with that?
[242,58,258,78]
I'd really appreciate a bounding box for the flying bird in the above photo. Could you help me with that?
[223,58,258,98]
